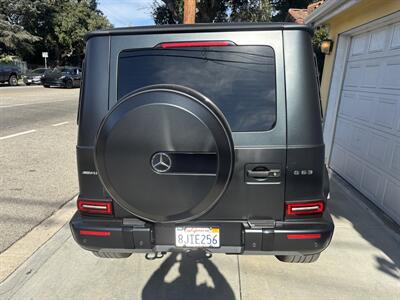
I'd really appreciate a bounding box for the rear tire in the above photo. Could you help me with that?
[8,74,18,86]
[43,85,50,88]
[92,251,132,258]
[275,253,320,263]
[65,80,73,89]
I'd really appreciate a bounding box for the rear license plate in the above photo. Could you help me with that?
[175,226,220,248]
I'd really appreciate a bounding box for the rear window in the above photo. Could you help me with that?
[118,45,276,132]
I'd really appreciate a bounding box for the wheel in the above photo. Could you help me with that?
[8,74,18,86]
[275,253,320,263]
[92,251,132,258]
[25,83,31,86]
[43,85,50,88]
[65,79,73,89]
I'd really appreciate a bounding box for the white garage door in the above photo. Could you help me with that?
[330,21,400,224]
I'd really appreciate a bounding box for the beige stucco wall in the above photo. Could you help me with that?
[319,0,400,114]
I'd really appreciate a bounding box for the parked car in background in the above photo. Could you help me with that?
[23,68,47,85]
[41,66,82,88]
[0,63,21,86]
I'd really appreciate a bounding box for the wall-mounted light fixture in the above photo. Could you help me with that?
[321,39,334,54]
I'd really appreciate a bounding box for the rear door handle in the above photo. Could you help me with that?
[247,169,281,179]
[247,170,270,178]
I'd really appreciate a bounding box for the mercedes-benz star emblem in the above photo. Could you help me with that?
[151,152,172,173]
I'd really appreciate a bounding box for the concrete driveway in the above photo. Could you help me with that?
[0,174,399,300]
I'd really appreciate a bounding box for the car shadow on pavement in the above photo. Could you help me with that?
[329,173,400,280]
[142,250,235,300]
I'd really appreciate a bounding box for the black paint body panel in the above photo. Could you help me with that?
[72,23,333,256]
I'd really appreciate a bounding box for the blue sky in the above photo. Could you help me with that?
[98,0,155,27]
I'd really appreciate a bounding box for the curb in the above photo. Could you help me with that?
[0,195,77,283]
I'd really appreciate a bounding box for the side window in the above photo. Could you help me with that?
[77,61,85,124]
[313,53,323,119]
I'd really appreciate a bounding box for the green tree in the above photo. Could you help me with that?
[53,0,111,63]
[0,0,111,65]
[230,0,271,22]
[270,0,315,22]
[151,0,272,24]
[270,0,328,77]
[311,25,328,78]
[0,0,43,56]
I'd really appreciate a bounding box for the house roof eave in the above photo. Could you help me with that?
[305,0,361,26]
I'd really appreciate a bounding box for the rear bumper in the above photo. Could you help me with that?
[23,77,42,84]
[70,212,334,256]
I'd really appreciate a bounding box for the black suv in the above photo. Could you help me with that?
[0,62,21,86]
[41,66,82,88]
[70,23,334,263]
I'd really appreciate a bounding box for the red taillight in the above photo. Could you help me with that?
[286,201,324,216]
[77,199,113,215]
[287,233,321,239]
[80,230,111,236]
[157,41,234,48]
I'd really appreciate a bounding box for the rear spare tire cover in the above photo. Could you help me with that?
[94,85,234,222]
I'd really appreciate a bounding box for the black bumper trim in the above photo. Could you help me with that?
[70,211,334,255]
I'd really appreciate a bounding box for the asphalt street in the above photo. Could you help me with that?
[0,85,79,252]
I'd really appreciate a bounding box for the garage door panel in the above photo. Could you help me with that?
[330,144,347,174]
[344,153,364,187]
[389,144,400,178]
[344,63,363,87]
[383,180,400,224]
[330,21,400,225]
[361,166,382,199]
[362,64,381,87]
[373,97,398,129]
[397,111,400,132]
[381,59,400,89]
[368,27,388,53]
[356,95,374,121]
[390,23,400,49]
[339,92,358,116]
[334,118,353,147]
[350,33,369,56]
[367,133,390,167]
[350,126,369,157]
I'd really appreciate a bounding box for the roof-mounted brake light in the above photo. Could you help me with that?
[156,41,235,48]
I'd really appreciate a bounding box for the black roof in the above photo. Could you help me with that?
[86,22,313,41]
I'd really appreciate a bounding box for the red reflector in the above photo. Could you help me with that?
[286,201,324,216]
[157,41,233,48]
[80,230,111,237]
[77,199,112,215]
[287,233,321,239]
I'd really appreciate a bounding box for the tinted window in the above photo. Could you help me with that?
[118,45,276,132]
[32,69,45,74]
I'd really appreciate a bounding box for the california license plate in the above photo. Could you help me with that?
[175,226,220,248]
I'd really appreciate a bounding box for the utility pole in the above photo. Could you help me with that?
[183,0,196,24]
